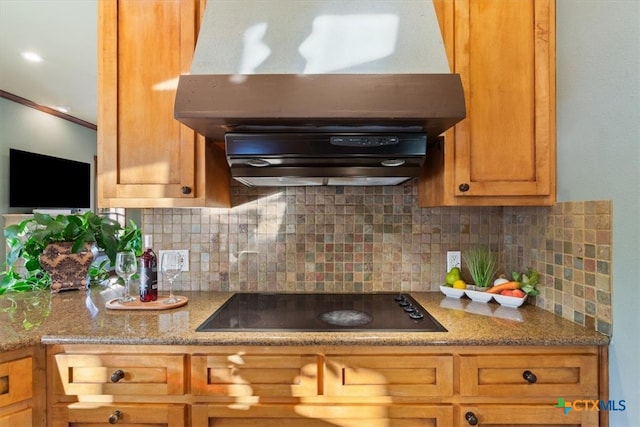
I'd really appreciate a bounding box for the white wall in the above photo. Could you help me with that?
[0,97,97,263]
[557,1,640,424]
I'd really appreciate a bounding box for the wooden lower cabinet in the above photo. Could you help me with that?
[47,344,606,427]
[0,345,46,427]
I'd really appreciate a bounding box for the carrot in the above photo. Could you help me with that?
[486,281,521,294]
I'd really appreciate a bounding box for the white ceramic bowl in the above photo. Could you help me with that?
[440,285,465,298]
[493,293,527,308]
[464,289,493,303]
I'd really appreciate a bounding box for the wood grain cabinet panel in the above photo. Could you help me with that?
[0,356,31,407]
[97,0,230,208]
[191,353,319,399]
[323,354,454,399]
[0,408,33,427]
[0,346,45,427]
[421,0,556,206]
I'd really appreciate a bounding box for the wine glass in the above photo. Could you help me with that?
[115,251,137,303]
[161,251,184,304]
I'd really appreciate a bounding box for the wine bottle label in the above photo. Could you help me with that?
[140,266,158,301]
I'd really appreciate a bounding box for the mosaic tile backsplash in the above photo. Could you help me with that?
[141,182,612,335]
[503,201,612,335]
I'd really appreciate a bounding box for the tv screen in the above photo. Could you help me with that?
[9,148,91,209]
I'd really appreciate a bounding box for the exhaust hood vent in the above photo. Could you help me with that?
[225,132,433,187]
[174,0,466,186]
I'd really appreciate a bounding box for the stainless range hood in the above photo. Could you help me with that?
[174,0,466,186]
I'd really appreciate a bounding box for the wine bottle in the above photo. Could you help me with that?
[139,234,158,302]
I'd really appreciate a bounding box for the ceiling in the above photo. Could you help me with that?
[0,0,98,126]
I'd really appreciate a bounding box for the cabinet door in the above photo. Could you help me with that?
[98,0,230,208]
[193,404,453,427]
[0,356,32,407]
[459,404,599,427]
[51,403,186,427]
[0,346,46,427]
[0,408,32,427]
[421,0,555,206]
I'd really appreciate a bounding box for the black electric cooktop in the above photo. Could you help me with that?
[196,293,447,332]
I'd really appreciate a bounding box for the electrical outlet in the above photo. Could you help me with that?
[158,249,189,272]
[447,250,461,272]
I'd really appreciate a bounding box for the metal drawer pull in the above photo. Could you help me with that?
[465,411,478,425]
[108,410,122,424]
[110,369,125,383]
[523,370,538,383]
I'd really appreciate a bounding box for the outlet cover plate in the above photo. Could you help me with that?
[158,249,189,272]
[447,251,461,272]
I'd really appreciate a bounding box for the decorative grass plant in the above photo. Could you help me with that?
[462,246,498,289]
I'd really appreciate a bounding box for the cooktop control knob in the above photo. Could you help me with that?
[396,296,410,307]
[409,310,424,320]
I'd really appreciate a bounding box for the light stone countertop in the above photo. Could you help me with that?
[0,286,609,353]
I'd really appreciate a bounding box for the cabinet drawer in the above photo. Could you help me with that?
[51,402,186,427]
[192,353,319,398]
[0,356,32,407]
[193,403,453,426]
[460,354,598,398]
[324,354,453,398]
[459,404,600,426]
[53,353,186,396]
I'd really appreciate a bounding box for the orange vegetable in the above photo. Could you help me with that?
[486,281,521,294]
[511,289,525,298]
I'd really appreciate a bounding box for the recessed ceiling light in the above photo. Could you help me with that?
[21,51,43,62]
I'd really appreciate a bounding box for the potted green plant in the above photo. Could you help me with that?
[462,246,498,289]
[1,211,141,294]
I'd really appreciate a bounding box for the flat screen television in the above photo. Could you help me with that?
[9,148,91,210]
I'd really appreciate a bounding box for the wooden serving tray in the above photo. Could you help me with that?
[106,296,188,310]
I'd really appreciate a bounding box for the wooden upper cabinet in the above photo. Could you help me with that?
[421,0,556,206]
[97,0,229,208]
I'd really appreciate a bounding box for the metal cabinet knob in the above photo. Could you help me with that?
[110,369,125,383]
[459,183,470,192]
[108,410,122,424]
[465,411,478,425]
[181,186,192,194]
[523,370,538,383]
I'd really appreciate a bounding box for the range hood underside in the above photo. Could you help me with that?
[224,132,432,187]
